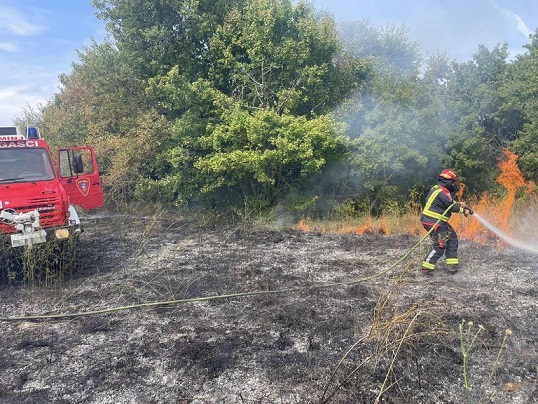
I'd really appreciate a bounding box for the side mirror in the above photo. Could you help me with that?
[73,153,84,174]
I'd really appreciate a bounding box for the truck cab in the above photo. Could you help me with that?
[0,126,103,248]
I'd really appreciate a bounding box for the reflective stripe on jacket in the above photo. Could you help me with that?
[420,185,463,223]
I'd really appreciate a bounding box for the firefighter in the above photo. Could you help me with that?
[420,169,473,275]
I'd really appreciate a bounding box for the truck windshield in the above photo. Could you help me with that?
[0,148,56,183]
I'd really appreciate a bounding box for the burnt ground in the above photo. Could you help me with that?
[0,213,537,403]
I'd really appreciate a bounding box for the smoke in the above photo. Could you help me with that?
[271,20,451,219]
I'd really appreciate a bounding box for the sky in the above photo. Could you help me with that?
[0,1,105,125]
[0,0,537,125]
[313,0,538,60]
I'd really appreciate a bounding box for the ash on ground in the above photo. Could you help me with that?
[0,215,537,403]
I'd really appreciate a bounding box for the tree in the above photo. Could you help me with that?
[338,20,421,76]
[38,40,166,202]
[330,20,448,212]
[92,0,247,80]
[504,31,538,182]
[143,63,350,208]
[206,0,362,116]
[444,44,511,193]
[136,0,363,209]
[195,108,348,207]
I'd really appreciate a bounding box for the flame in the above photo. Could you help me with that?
[456,149,535,242]
[379,219,390,235]
[356,218,373,235]
[293,149,535,244]
[496,149,532,230]
[296,216,312,232]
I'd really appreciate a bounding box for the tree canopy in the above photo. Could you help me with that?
[19,1,538,215]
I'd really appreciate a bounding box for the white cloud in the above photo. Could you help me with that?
[0,5,48,37]
[512,12,534,38]
[0,64,60,124]
[489,0,533,39]
[0,42,19,52]
[0,3,106,124]
[0,86,47,124]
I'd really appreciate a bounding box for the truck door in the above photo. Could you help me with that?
[58,146,104,210]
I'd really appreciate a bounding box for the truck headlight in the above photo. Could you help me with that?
[55,228,70,240]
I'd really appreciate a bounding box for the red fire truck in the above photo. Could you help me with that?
[0,126,104,250]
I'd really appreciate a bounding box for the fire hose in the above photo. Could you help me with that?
[0,204,459,322]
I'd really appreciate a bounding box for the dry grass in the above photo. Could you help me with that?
[321,263,452,403]
[0,237,78,285]
[294,210,423,236]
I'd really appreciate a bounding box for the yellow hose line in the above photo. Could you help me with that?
[0,205,454,322]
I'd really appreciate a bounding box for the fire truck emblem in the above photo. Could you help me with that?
[76,179,90,196]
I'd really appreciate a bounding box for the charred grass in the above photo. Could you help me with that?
[0,213,537,403]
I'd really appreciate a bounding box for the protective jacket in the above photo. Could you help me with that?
[420,178,464,224]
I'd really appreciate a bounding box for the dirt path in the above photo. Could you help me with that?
[0,215,537,403]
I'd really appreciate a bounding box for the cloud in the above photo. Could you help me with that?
[511,12,534,38]
[0,63,60,124]
[0,42,19,52]
[0,86,47,124]
[0,3,106,124]
[0,5,48,37]
[489,0,533,38]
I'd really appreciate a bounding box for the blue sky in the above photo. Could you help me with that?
[0,0,105,125]
[314,0,537,60]
[0,0,537,125]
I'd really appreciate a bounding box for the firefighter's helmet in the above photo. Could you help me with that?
[439,169,457,181]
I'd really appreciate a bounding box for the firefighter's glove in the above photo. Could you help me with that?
[464,208,474,217]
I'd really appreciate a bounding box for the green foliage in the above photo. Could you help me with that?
[332,199,361,219]
[285,195,320,216]
[133,0,357,210]
[92,0,247,80]
[504,31,538,182]
[20,1,538,216]
[444,44,511,193]
[139,81,350,207]
[197,109,348,200]
[338,20,421,75]
[207,0,362,115]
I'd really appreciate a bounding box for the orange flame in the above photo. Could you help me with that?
[296,216,312,232]
[293,149,535,244]
[496,149,532,230]
[293,216,393,235]
[456,149,535,241]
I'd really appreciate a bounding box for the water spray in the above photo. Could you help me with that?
[472,213,538,255]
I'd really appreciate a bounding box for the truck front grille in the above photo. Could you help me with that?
[0,196,65,233]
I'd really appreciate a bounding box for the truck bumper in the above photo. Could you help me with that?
[10,230,47,247]
[7,226,81,248]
